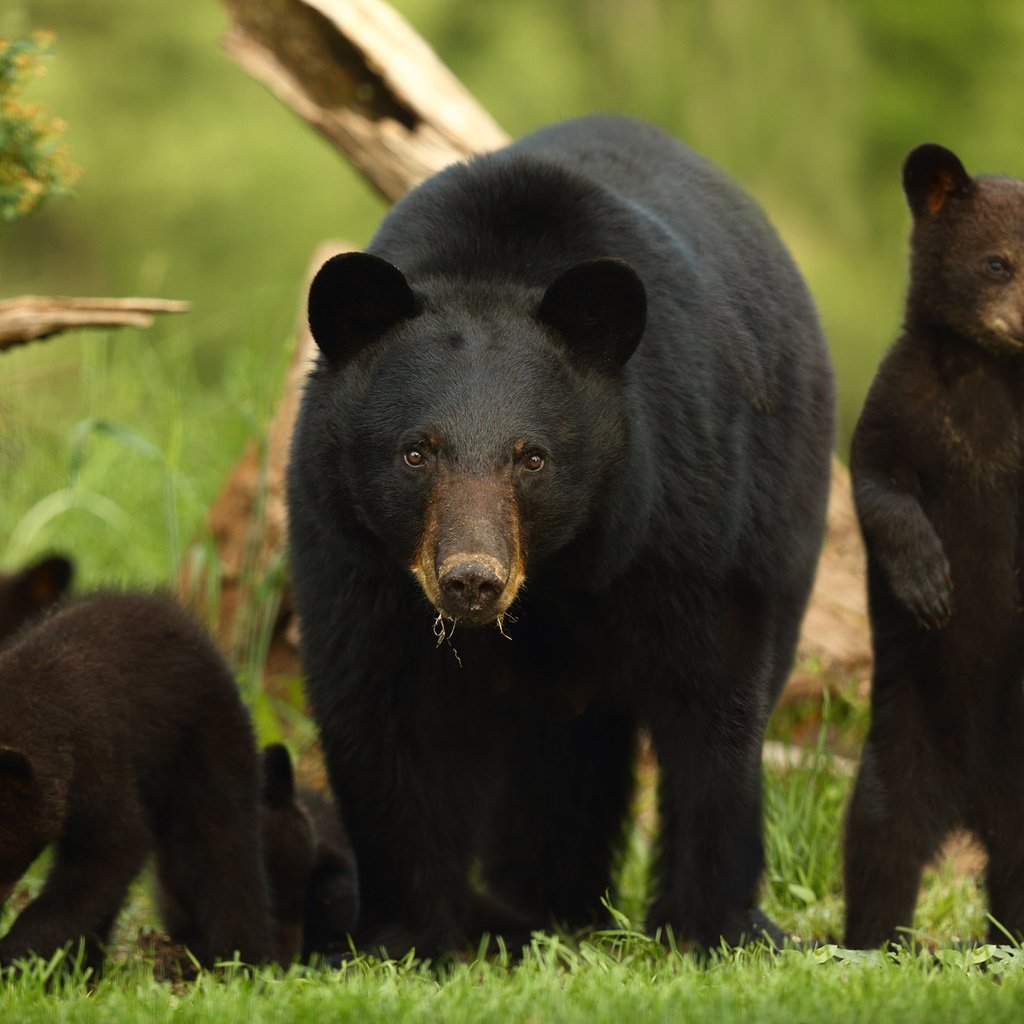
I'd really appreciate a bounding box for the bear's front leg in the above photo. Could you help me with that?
[0,791,150,970]
[852,458,952,629]
[318,679,493,961]
[645,692,778,951]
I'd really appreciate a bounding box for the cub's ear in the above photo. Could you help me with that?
[15,555,73,611]
[537,258,647,370]
[308,252,418,364]
[902,144,974,218]
[0,747,34,796]
[261,743,296,809]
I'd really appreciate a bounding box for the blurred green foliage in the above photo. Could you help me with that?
[2,0,1024,582]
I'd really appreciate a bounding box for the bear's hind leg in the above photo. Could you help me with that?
[975,744,1024,944]
[843,738,950,948]
[154,722,273,966]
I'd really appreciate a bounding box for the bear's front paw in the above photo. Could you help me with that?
[887,549,954,629]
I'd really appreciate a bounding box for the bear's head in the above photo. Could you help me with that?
[304,252,646,627]
[903,144,1024,354]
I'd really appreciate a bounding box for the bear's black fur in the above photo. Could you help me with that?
[0,593,274,968]
[0,555,73,646]
[288,114,834,955]
[845,145,1024,947]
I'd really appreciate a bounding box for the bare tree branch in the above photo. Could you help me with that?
[0,296,190,352]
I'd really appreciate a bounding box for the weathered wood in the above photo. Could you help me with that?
[221,0,508,202]
[217,0,871,696]
[0,295,191,351]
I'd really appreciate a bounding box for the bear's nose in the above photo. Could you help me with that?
[437,556,507,618]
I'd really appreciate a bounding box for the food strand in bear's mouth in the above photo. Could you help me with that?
[432,610,463,667]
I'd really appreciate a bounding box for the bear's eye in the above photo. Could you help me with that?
[986,256,1011,277]
[523,452,545,473]
[403,447,426,468]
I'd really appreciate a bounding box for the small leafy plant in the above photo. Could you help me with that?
[0,31,79,222]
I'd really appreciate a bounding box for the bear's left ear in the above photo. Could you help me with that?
[902,144,974,218]
[0,747,34,797]
[15,555,73,612]
[308,252,419,365]
[261,743,296,809]
[537,258,647,370]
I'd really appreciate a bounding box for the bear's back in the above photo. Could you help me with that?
[0,593,251,794]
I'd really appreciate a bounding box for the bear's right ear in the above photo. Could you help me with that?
[902,144,974,218]
[261,743,296,809]
[0,747,34,797]
[308,252,418,364]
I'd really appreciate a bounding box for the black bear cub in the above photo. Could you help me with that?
[288,114,834,956]
[0,555,73,645]
[0,592,274,968]
[845,145,1024,947]
[292,782,359,960]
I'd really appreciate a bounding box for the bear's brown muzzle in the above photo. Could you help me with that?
[410,472,525,627]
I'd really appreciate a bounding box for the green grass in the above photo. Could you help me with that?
[3,930,1024,1023]
[1,727,1009,1021]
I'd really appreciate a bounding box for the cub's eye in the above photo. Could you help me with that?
[403,448,426,468]
[523,452,546,473]
[986,256,1010,277]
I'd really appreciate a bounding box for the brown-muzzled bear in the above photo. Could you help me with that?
[845,144,1024,947]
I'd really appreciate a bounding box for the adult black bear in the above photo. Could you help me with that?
[0,593,274,969]
[288,115,834,956]
[0,555,73,646]
[845,145,1024,947]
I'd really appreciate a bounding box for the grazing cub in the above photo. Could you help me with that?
[258,744,317,964]
[0,555,73,645]
[294,783,359,959]
[0,592,273,968]
[845,144,1024,947]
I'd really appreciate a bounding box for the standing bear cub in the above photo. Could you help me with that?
[288,115,834,956]
[845,145,1024,947]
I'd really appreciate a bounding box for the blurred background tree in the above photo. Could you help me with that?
[2,0,1023,585]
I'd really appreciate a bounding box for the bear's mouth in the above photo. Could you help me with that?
[412,552,525,628]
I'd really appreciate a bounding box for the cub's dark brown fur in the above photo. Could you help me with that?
[258,744,317,964]
[845,144,1024,947]
[293,783,359,959]
[0,555,72,646]
[0,592,273,968]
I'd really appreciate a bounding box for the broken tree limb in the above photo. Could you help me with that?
[221,0,508,202]
[216,0,871,697]
[0,295,191,351]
